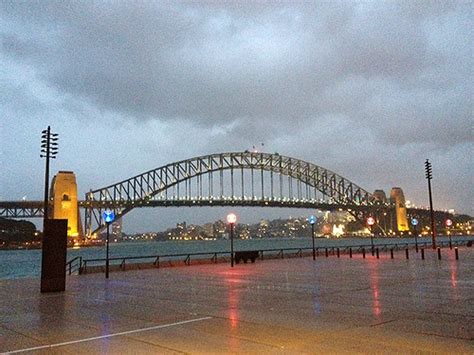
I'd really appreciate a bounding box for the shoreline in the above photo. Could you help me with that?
[1,234,472,251]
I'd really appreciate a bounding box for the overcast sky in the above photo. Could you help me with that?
[1,1,472,232]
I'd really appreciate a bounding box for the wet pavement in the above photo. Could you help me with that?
[1,247,473,354]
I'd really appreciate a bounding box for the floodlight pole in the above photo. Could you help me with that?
[41,126,58,230]
[425,159,436,249]
[43,126,51,227]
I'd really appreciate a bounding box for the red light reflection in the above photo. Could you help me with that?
[449,257,459,301]
[367,258,382,318]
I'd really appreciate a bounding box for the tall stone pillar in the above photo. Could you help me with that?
[390,187,409,233]
[51,171,80,239]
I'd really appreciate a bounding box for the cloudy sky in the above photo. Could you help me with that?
[1,1,472,232]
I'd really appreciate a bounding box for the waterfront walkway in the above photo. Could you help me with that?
[1,247,473,354]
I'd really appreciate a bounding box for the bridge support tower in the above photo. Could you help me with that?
[390,187,409,233]
[51,171,82,240]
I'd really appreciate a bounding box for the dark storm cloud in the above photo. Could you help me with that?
[1,1,471,146]
[1,1,472,221]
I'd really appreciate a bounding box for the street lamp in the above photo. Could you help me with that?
[445,219,453,249]
[227,213,237,267]
[411,218,419,253]
[103,210,115,278]
[40,126,58,229]
[367,216,375,255]
[308,215,317,260]
[425,159,436,249]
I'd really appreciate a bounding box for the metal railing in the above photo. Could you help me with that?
[67,238,471,276]
[66,256,82,275]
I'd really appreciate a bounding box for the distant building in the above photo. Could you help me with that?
[112,219,122,239]
[202,223,214,238]
[258,219,269,237]
[213,220,226,238]
[177,222,186,231]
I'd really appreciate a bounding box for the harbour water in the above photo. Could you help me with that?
[1,236,471,280]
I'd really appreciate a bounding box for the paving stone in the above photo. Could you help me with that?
[1,247,473,353]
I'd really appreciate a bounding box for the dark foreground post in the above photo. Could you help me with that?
[227,213,237,267]
[102,210,116,279]
[106,222,110,278]
[411,217,419,253]
[41,219,67,293]
[455,247,459,260]
[230,223,234,267]
[308,215,317,261]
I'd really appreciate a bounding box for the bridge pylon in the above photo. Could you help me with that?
[51,171,81,239]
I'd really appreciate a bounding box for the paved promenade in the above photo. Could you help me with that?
[1,247,473,354]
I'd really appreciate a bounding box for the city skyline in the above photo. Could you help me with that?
[1,2,472,233]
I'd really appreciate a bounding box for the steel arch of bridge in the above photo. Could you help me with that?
[85,152,382,236]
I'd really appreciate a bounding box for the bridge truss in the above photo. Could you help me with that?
[84,152,383,236]
[0,201,44,218]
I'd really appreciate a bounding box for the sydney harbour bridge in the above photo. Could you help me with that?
[0,151,450,238]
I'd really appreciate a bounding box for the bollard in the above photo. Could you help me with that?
[337,248,340,258]
[405,248,409,259]
[455,247,459,260]
[325,248,329,258]
[349,248,352,258]
[437,247,441,260]
[362,248,366,259]
[390,249,394,259]
[421,248,425,260]
[376,248,379,259]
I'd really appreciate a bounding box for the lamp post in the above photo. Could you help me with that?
[425,159,436,249]
[227,213,237,267]
[308,215,317,260]
[367,216,375,255]
[446,219,453,249]
[40,126,58,229]
[411,218,419,253]
[103,210,115,278]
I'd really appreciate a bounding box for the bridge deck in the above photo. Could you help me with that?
[1,248,473,353]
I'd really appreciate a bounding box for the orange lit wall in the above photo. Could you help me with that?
[390,187,409,232]
[51,171,79,238]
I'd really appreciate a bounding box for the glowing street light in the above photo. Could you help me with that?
[227,213,237,267]
[445,219,453,249]
[367,216,375,255]
[227,213,237,224]
[308,215,317,260]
